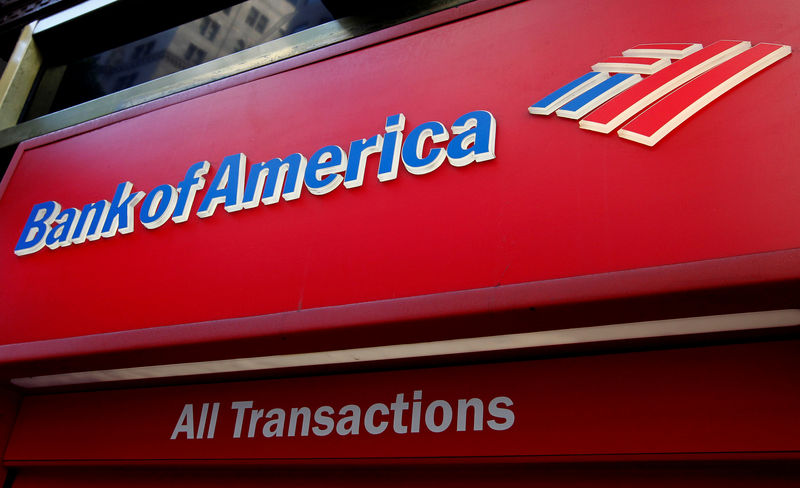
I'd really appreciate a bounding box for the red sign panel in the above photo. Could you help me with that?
[0,0,799,346]
[6,340,800,462]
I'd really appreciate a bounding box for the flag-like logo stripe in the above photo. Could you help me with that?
[579,40,751,133]
[528,71,608,115]
[622,43,702,59]
[556,73,641,120]
[618,43,791,146]
[529,40,791,146]
[592,56,671,74]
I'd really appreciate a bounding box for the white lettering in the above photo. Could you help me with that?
[231,401,253,439]
[424,400,453,433]
[170,404,195,440]
[364,403,389,434]
[487,396,515,431]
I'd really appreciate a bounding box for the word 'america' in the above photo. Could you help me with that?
[15,110,496,256]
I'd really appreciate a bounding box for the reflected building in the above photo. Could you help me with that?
[24,0,333,119]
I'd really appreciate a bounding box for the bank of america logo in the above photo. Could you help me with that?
[529,41,791,146]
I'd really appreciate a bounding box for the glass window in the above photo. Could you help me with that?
[199,17,221,41]
[245,7,260,26]
[183,43,207,64]
[254,14,268,33]
[113,73,137,91]
[21,0,334,121]
[131,41,155,60]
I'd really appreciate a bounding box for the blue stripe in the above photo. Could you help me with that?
[559,73,636,112]
[530,72,603,109]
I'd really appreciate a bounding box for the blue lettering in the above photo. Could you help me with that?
[304,145,346,196]
[71,200,110,244]
[100,181,145,237]
[173,161,210,223]
[401,121,449,175]
[14,201,61,256]
[378,114,405,182]
[46,208,80,250]
[13,109,498,256]
[141,184,178,229]
[197,154,246,218]
[344,135,383,189]
[447,110,497,167]
[242,153,307,208]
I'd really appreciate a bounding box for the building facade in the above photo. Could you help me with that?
[0,0,798,486]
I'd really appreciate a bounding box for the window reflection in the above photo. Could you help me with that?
[23,0,333,121]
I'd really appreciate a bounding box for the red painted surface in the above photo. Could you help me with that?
[6,340,800,462]
[0,387,21,486]
[9,462,800,488]
[0,0,799,348]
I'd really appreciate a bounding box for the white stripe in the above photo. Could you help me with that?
[12,309,800,388]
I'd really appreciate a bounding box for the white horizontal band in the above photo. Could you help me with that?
[12,309,800,388]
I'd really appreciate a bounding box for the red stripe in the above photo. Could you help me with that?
[618,43,791,144]
[580,40,749,133]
